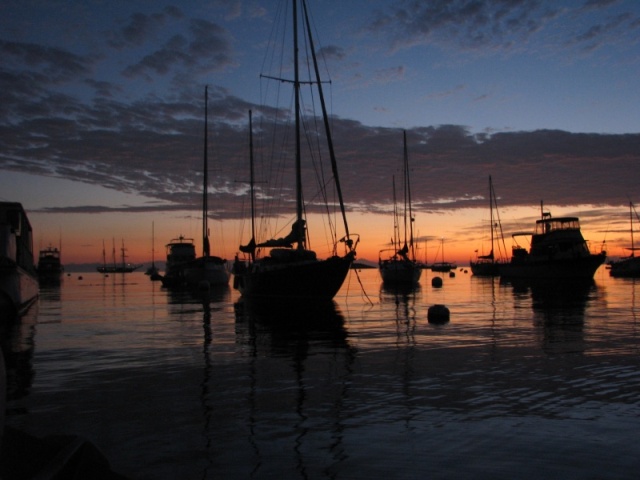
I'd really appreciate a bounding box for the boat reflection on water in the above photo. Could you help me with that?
[380,282,422,301]
[1,302,38,412]
[164,284,230,306]
[503,277,598,353]
[234,298,350,355]
[232,297,354,477]
[380,283,421,343]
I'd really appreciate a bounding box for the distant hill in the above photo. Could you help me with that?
[352,260,376,269]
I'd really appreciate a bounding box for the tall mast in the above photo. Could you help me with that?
[489,175,494,260]
[392,175,398,250]
[249,110,256,262]
[203,86,210,257]
[292,0,304,249]
[630,201,635,257]
[403,130,415,260]
[151,221,155,266]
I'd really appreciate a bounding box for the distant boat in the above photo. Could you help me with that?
[0,202,39,318]
[145,221,162,281]
[161,87,230,289]
[609,201,640,278]
[470,175,508,276]
[430,238,457,273]
[232,1,358,302]
[97,239,142,274]
[37,244,64,284]
[379,131,421,286]
[500,202,606,279]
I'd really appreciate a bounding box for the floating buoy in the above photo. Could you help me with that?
[449,271,455,278]
[428,304,450,324]
[431,276,443,288]
[78,276,83,280]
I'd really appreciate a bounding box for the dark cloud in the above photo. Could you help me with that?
[368,0,552,51]
[317,45,346,61]
[1,2,638,227]
[368,0,638,55]
[1,82,638,221]
[122,19,234,79]
[0,40,93,82]
[107,7,184,49]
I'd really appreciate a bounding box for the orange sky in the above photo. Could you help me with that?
[29,202,619,268]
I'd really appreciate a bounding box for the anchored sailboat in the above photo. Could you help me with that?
[470,175,508,276]
[145,221,161,281]
[162,87,230,289]
[609,201,640,278]
[97,239,142,273]
[379,131,421,286]
[232,0,358,302]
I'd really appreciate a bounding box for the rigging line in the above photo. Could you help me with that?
[299,96,338,244]
[353,268,374,306]
[298,1,337,249]
[302,0,351,246]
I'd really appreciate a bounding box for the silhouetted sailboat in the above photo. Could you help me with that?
[609,201,640,278]
[97,239,142,273]
[162,87,230,289]
[145,221,161,281]
[232,0,358,303]
[379,131,421,286]
[470,175,507,276]
[430,238,456,272]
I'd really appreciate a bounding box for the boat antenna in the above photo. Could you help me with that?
[302,0,352,250]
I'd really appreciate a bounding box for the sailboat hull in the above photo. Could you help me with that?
[379,260,421,285]
[235,254,353,302]
[470,261,502,276]
[500,253,606,279]
[609,256,640,278]
[183,256,230,287]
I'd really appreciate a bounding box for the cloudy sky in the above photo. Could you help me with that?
[1,0,639,264]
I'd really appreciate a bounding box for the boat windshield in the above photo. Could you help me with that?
[535,217,580,235]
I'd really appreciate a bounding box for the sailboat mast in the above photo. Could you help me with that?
[402,133,408,251]
[292,0,304,250]
[249,110,256,262]
[489,175,494,260]
[403,130,415,259]
[392,175,398,250]
[630,201,635,257]
[203,86,210,257]
[120,239,126,268]
[151,221,155,266]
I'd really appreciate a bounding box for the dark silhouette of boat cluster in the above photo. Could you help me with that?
[5,0,635,324]
[467,178,607,281]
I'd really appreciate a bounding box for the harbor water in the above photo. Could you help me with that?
[4,266,640,479]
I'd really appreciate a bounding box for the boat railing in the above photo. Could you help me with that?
[535,217,580,234]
